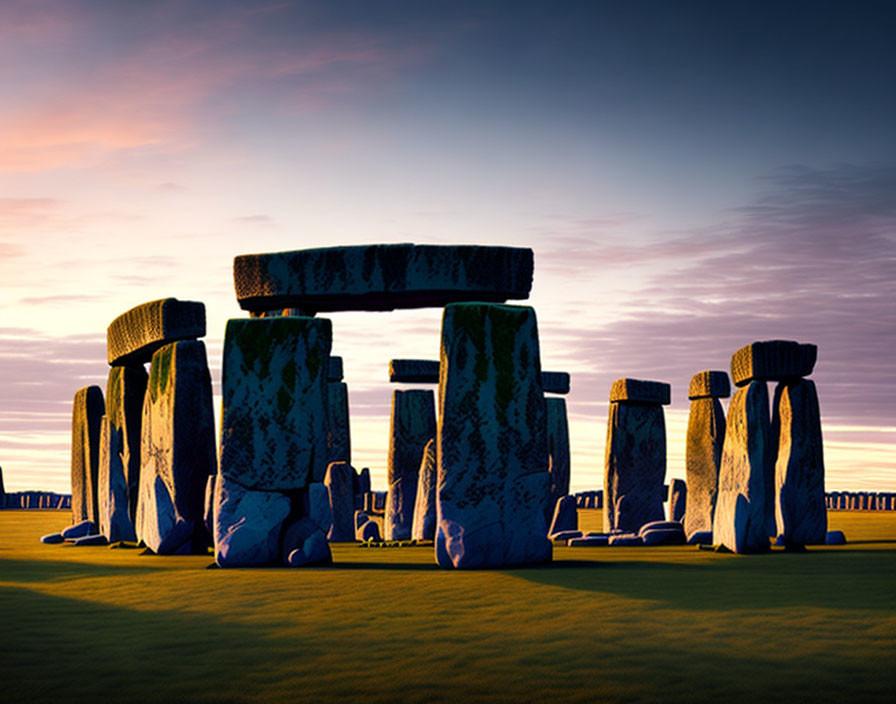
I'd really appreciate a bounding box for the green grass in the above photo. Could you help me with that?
[1,509,895,703]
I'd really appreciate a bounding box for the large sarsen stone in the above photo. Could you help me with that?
[411,438,437,541]
[546,397,571,515]
[214,474,291,567]
[107,298,205,366]
[71,386,104,525]
[98,416,136,543]
[105,365,147,524]
[683,396,726,538]
[731,340,817,387]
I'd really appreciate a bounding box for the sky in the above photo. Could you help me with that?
[1,0,894,494]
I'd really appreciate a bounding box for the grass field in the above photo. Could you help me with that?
[1,509,894,703]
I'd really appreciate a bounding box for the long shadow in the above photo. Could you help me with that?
[0,557,167,583]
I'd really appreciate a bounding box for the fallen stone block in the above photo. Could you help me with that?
[730,340,817,387]
[568,535,609,546]
[284,518,332,566]
[107,298,206,366]
[62,520,96,539]
[686,530,713,545]
[550,530,583,541]
[608,533,643,546]
[72,534,108,546]
[642,526,686,546]
[40,533,65,544]
[825,530,846,545]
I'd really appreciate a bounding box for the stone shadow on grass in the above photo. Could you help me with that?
[0,557,167,583]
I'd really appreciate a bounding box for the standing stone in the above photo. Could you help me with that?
[774,379,827,547]
[97,416,137,542]
[203,474,216,540]
[713,381,771,553]
[358,467,371,496]
[437,303,552,569]
[219,316,332,490]
[327,381,351,465]
[325,461,355,542]
[546,397,571,519]
[684,394,727,539]
[603,379,669,534]
[668,479,687,522]
[71,386,105,525]
[105,365,148,524]
[385,389,436,541]
[137,340,216,554]
[549,495,578,536]
[214,473,291,567]
[411,438,437,541]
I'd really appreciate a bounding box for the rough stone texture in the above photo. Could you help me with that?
[773,379,827,547]
[304,482,333,536]
[603,402,666,533]
[826,530,846,545]
[436,303,552,569]
[71,386,105,526]
[683,397,726,539]
[712,381,772,553]
[730,340,817,387]
[219,317,332,491]
[389,359,440,383]
[667,479,687,522]
[40,533,65,544]
[328,356,343,382]
[327,381,351,466]
[203,474,216,539]
[541,372,570,395]
[61,520,96,539]
[688,370,731,400]
[97,416,137,543]
[325,462,356,542]
[107,298,206,366]
[548,495,578,536]
[104,365,147,524]
[385,389,436,541]
[284,518,332,566]
[609,378,671,405]
[234,244,534,313]
[546,398,571,517]
[411,438,437,541]
[136,341,216,555]
[214,474,291,567]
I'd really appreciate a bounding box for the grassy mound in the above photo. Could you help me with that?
[1,509,894,703]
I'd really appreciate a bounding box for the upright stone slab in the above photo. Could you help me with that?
[234,244,534,313]
[105,365,148,523]
[327,381,351,465]
[603,379,669,534]
[328,356,343,382]
[546,397,571,517]
[219,316,332,491]
[549,495,578,536]
[214,473,291,567]
[98,416,137,542]
[325,461,355,542]
[683,397,727,538]
[411,438,437,541]
[668,479,687,522]
[358,467,371,496]
[731,340,817,387]
[107,298,206,366]
[137,340,216,554]
[713,381,771,553]
[437,303,551,569]
[774,379,826,546]
[71,386,104,525]
[385,389,436,541]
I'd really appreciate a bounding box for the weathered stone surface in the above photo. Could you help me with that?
[712,381,771,553]
[546,398,571,517]
[667,479,687,522]
[61,520,96,539]
[687,530,713,545]
[203,474,216,539]
[642,525,686,546]
[136,341,216,555]
[107,298,206,366]
[304,482,333,535]
[104,365,147,523]
[608,533,643,546]
[214,473,291,567]
[731,340,817,387]
[436,303,552,569]
[773,380,827,547]
[603,402,666,533]
[825,530,846,545]
[386,389,436,541]
[71,386,104,525]
[389,359,440,383]
[411,438,437,541]
[40,533,65,544]
[549,495,578,536]
[325,462,356,542]
[328,356,343,382]
[327,381,351,466]
[284,518,332,566]
[684,397,726,538]
[219,317,332,491]
[97,416,136,543]
[234,244,534,313]
[688,371,731,400]
[609,378,671,405]
[541,372,570,395]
